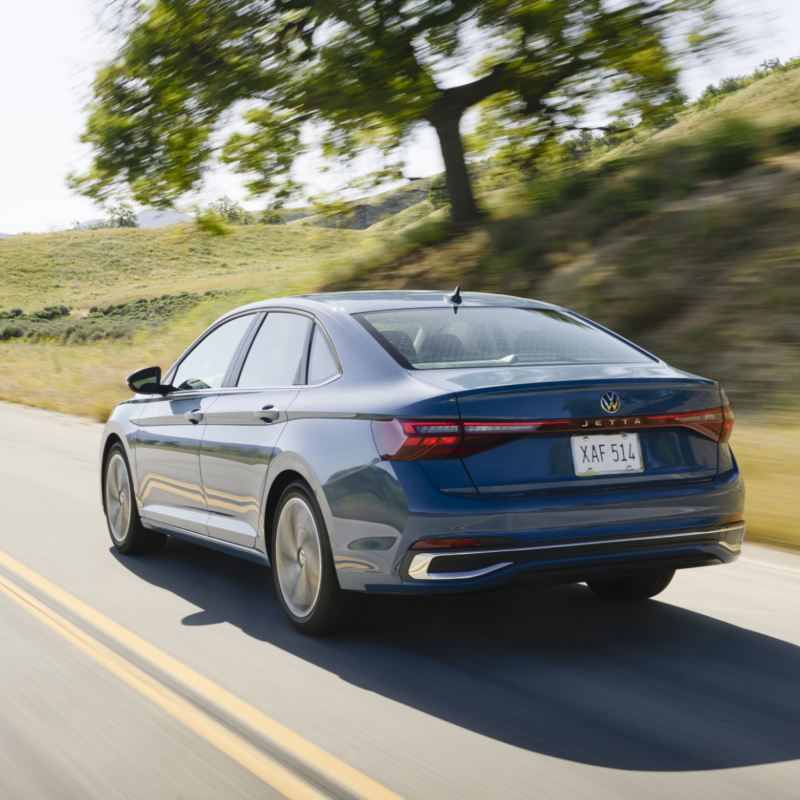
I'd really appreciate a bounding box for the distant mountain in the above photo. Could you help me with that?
[137,208,191,228]
[0,233,10,238]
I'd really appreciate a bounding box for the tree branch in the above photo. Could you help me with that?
[429,64,509,121]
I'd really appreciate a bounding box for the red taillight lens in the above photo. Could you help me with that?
[645,409,726,441]
[720,404,735,443]
[371,419,462,460]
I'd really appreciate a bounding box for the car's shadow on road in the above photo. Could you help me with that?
[112,540,800,772]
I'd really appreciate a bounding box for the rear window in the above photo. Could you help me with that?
[356,307,653,369]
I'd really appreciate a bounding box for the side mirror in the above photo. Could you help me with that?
[126,366,171,396]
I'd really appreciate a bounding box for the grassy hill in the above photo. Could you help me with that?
[1,62,799,548]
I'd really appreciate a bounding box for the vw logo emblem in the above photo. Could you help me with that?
[600,391,621,414]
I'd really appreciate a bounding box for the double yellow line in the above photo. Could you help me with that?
[0,551,402,800]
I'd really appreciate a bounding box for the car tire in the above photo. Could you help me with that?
[103,443,166,554]
[271,480,355,635]
[586,569,675,601]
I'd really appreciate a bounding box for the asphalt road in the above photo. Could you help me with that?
[0,400,798,800]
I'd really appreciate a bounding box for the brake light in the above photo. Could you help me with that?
[373,404,735,461]
[721,404,735,443]
[371,420,462,460]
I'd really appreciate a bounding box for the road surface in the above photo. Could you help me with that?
[0,400,798,799]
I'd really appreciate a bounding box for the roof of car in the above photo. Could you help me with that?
[221,290,560,322]
[298,290,558,313]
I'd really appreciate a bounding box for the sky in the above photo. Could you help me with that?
[1,0,799,234]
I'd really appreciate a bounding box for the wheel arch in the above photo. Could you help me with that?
[100,433,125,511]
[263,469,306,563]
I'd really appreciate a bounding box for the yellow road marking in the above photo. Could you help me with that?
[0,572,323,800]
[0,550,403,800]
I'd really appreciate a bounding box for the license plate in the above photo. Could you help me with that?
[570,432,643,476]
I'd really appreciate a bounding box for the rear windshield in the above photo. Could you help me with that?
[356,307,653,369]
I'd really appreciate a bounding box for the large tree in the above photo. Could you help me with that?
[73,0,720,225]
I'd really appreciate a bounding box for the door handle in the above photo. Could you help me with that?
[256,404,280,423]
[184,409,204,424]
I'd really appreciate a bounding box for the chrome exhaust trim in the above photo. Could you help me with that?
[407,524,745,581]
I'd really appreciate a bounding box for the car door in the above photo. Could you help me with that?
[132,313,257,534]
[199,311,314,547]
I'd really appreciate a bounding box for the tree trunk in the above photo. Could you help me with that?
[431,111,480,226]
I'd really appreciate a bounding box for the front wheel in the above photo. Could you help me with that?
[103,444,165,554]
[586,569,675,601]
[271,481,354,635]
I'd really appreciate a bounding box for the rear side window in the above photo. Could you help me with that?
[356,307,652,369]
[307,326,339,384]
[238,312,312,387]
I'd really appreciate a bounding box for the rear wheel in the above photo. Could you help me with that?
[586,569,675,601]
[271,481,354,635]
[103,444,165,554]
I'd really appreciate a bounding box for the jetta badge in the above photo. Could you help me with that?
[600,391,621,414]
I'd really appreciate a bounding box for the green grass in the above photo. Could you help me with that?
[0,222,367,311]
[0,221,384,418]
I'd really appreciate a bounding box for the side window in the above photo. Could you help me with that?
[307,326,339,384]
[238,312,312,388]
[171,315,254,391]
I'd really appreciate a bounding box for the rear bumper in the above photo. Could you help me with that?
[331,466,744,592]
[403,522,744,583]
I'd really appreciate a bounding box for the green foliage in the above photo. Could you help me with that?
[775,123,800,151]
[107,202,139,228]
[401,219,452,249]
[195,209,230,236]
[693,57,800,111]
[72,0,723,224]
[703,118,761,178]
[206,196,247,224]
[259,211,285,225]
[0,293,218,344]
[428,177,449,209]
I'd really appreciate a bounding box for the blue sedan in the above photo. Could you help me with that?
[101,290,744,634]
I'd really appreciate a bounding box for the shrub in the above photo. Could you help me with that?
[195,209,230,235]
[428,177,449,209]
[703,118,761,178]
[0,323,26,340]
[775,123,800,151]
[260,211,285,225]
[402,219,451,248]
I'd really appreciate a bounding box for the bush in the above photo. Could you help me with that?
[428,177,449,209]
[195,209,230,236]
[260,211,285,225]
[0,323,26,340]
[703,118,761,178]
[402,219,451,248]
[775,123,800,151]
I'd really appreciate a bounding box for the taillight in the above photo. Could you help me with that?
[720,404,735,443]
[371,420,462,460]
[373,404,735,461]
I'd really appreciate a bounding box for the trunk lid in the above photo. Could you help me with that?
[413,363,723,494]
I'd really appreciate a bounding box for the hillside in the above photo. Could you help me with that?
[328,65,800,411]
[1,62,799,547]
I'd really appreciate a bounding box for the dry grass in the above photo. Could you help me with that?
[733,418,800,549]
[0,222,368,311]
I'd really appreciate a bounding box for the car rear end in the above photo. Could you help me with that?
[356,299,744,591]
